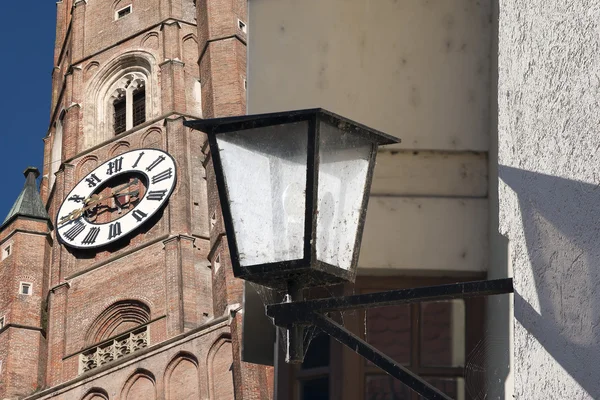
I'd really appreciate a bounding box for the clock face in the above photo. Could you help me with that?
[56,148,177,249]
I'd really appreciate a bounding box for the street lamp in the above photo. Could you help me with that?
[186,108,398,290]
[185,109,513,400]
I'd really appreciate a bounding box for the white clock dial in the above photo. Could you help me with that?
[56,148,177,249]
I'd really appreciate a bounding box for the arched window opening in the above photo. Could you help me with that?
[113,94,126,134]
[132,86,146,127]
[110,76,146,135]
[49,111,65,190]
[84,52,158,148]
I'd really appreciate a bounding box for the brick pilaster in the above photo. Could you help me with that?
[163,236,184,336]
[45,283,69,387]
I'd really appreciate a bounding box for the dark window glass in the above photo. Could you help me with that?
[301,332,330,369]
[117,6,131,19]
[418,378,459,399]
[114,97,126,134]
[420,300,464,367]
[21,284,30,295]
[365,375,411,400]
[366,303,411,365]
[300,377,329,400]
[133,88,146,127]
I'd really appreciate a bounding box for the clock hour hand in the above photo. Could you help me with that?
[83,178,139,205]
[59,180,141,225]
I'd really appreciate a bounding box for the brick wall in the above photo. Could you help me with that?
[1,0,277,398]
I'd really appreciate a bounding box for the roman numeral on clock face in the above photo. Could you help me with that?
[106,156,123,176]
[151,168,173,184]
[108,222,122,240]
[68,195,86,203]
[82,227,101,245]
[64,220,85,241]
[86,174,101,188]
[132,209,148,222]
[146,155,166,172]
[132,151,145,168]
[146,190,167,201]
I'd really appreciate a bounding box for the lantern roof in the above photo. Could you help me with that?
[184,108,401,146]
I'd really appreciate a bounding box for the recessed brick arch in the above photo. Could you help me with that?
[76,155,99,181]
[109,141,131,157]
[122,369,156,400]
[141,127,163,149]
[81,387,109,400]
[141,32,160,50]
[84,299,151,346]
[164,352,200,400]
[207,335,234,400]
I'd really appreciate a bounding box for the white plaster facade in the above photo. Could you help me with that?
[498,1,600,398]
[248,0,513,398]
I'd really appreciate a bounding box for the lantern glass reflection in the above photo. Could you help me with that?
[216,121,308,266]
[316,121,373,270]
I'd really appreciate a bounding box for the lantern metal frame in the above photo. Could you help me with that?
[186,110,514,400]
[185,108,399,290]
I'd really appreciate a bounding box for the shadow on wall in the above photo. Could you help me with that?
[500,165,600,398]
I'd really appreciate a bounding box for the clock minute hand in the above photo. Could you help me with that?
[59,180,141,225]
[84,178,139,205]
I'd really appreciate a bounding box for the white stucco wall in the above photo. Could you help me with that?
[498,1,600,398]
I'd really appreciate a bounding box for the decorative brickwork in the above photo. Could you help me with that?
[80,326,149,373]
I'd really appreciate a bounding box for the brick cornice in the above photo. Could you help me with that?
[159,58,185,67]
[159,19,182,29]
[0,323,45,336]
[162,234,196,248]
[198,34,247,65]
[0,223,52,240]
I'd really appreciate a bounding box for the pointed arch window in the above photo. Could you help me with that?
[132,87,146,127]
[49,110,65,189]
[84,53,157,149]
[113,95,126,134]
[111,76,146,135]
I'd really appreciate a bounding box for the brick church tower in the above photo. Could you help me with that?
[0,1,272,399]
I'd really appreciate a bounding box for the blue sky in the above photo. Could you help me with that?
[0,3,56,220]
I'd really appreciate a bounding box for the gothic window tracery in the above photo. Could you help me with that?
[109,73,147,135]
[80,300,151,373]
[84,53,158,149]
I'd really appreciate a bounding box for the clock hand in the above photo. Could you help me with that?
[59,181,141,225]
[84,178,139,205]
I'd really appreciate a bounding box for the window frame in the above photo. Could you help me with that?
[0,316,5,330]
[19,282,33,296]
[1,243,11,260]
[115,5,132,20]
[278,274,486,400]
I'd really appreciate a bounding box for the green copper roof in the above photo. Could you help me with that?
[1,167,50,228]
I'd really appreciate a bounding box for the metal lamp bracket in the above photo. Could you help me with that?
[267,278,514,400]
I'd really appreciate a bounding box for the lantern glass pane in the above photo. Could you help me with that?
[316,121,372,270]
[216,122,308,266]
